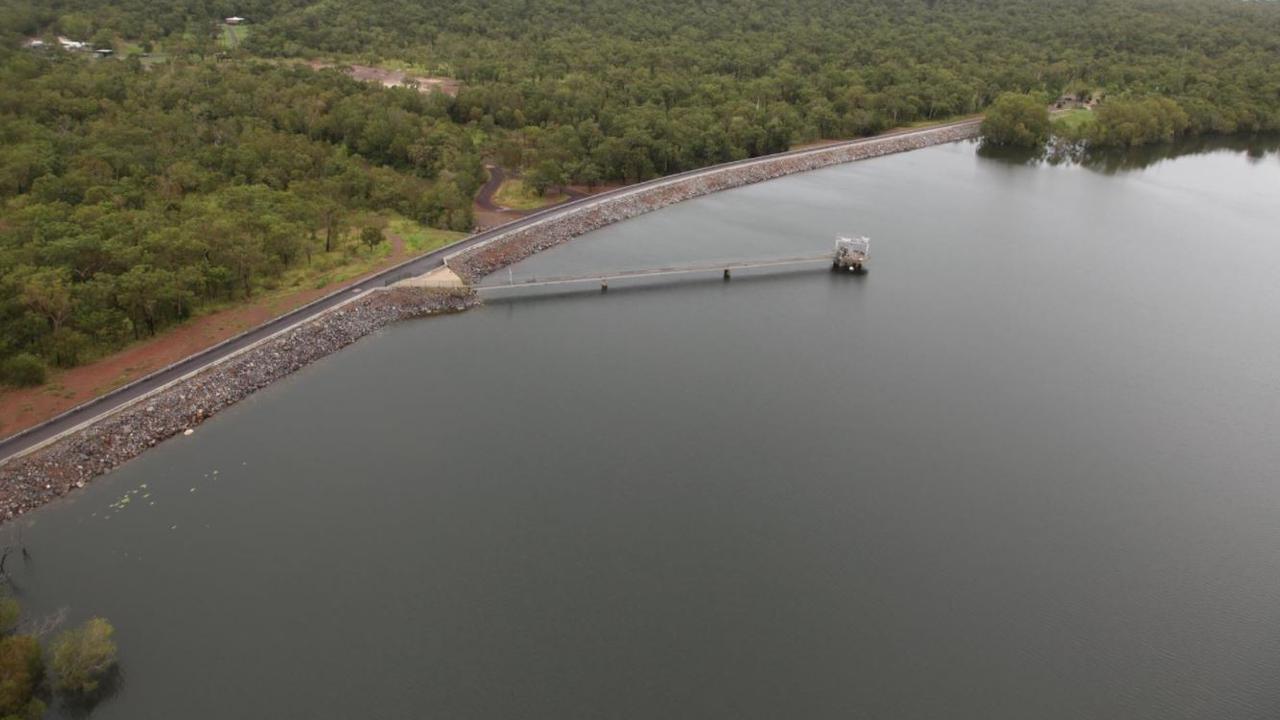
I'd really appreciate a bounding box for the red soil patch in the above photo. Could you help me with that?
[0,237,417,441]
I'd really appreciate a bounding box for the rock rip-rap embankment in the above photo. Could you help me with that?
[0,288,477,521]
[449,121,980,281]
[1,121,979,523]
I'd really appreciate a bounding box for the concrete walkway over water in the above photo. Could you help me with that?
[0,118,979,469]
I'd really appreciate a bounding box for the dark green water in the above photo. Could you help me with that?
[8,137,1280,719]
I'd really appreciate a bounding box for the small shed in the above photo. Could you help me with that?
[225,16,246,24]
[1053,93,1084,110]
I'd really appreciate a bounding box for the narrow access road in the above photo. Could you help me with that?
[0,117,981,467]
[474,165,508,213]
[476,165,588,215]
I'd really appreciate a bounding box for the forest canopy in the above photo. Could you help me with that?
[0,55,480,380]
[2,0,1279,380]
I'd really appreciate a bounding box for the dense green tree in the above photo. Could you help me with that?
[0,57,483,377]
[1089,97,1190,147]
[90,28,113,50]
[577,162,603,190]
[0,593,45,720]
[2,0,1279,379]
[982,93,1051,147]
[17,268,74,335]
[526,160,566,196]
[360,226,383,249]
[1,354,46,387]
[0,634,45,720]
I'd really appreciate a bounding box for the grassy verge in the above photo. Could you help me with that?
[1052,108,1095,135]
[493,178,567,210]
[162,219,435,329]
[387,216,468,252]
[145,217,454,341]
[904,112,985,129]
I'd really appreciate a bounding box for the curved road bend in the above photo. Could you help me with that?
[0,117,981,465]
[474,165,508,213]
[475,165,588,218]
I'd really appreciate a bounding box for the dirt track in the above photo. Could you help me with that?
[474,165,597,230]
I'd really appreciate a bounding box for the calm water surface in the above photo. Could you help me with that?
[10,138,1280,719]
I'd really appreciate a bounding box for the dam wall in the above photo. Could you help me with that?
[0,288,477,521]
[0,120,979,522]
[449,120,981,281]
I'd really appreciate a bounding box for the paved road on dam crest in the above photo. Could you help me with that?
[0,118,981,466]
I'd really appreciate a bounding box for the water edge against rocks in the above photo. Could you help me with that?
[8,137,1280,719]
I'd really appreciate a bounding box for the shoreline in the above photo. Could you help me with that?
[0,288,478,521]
[0,119,980,523]
[446,120,980,281]
[0,230,464,443]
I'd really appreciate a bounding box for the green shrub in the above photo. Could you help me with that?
[51,618,117,697]
[0,634,44,718]
[361,226,384,249]
[47,328,89,369]
[1088,97,1190,147]
[0,595,18,634]
[981,93,1051,148]
[1,354,47,387]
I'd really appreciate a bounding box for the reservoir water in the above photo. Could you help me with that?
[9,137,1280,719]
